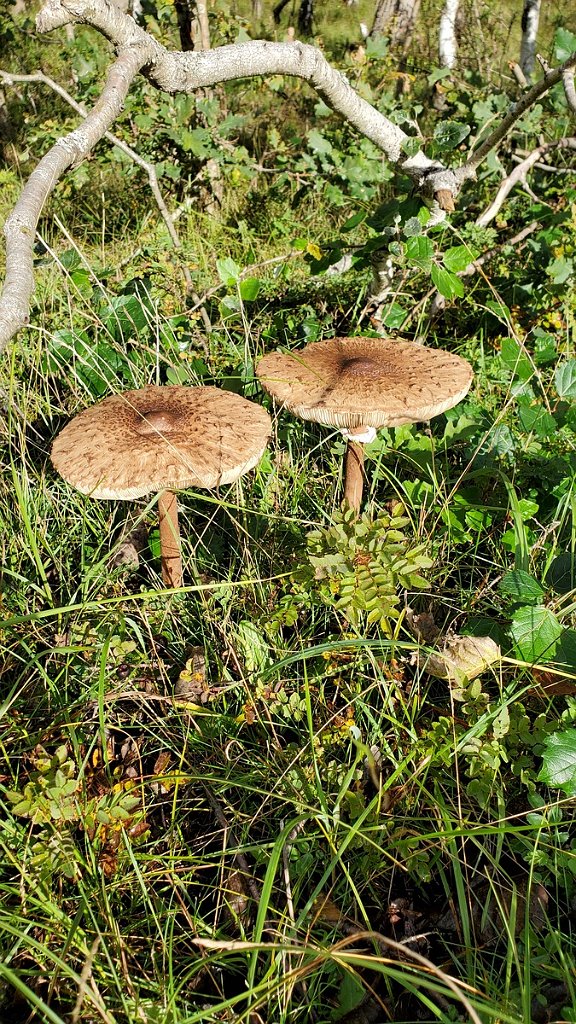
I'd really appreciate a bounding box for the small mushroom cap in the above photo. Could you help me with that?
[257,337,473,430]
[51,385,272,499]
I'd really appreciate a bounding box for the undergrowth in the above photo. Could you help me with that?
[1,0,576,1022]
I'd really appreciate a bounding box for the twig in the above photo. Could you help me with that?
[476,137,576,227]
[456,49,576,184]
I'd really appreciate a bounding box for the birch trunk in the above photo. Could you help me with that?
[438,0,459,69]
[370,0,420,50]
[520,0,541,79]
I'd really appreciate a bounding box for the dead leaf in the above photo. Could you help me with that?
[415,634,501,683]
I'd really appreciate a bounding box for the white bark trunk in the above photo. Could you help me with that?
[519,0,541,79]
[439,0,459,69]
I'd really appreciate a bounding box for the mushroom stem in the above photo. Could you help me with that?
[158,489,183,588]
[344,440,365,513]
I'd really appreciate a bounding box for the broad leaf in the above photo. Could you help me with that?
[537,729,576,796]
[307,129,333,155]
[509,605,563,663]
[500,337,532,380]
[216,257,241,286]
[405,235,433,271]
[443,245,477,274]
[432,121,470,152]
[431,264,464,298]
[554,27,576,63]
[554,360,576,399]
[239,277,261,301]
[499,570,545,605]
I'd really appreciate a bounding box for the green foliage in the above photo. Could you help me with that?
[305,502,433,633]
[4,1,576,1021]
[538,729,576,797]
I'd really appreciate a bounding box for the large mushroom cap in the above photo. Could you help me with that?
[257,337,473,430]
[51,385,272,499]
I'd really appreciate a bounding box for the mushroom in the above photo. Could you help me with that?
[51,385,272,588]
[257,336,473,512]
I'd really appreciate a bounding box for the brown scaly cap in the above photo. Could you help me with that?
[51,385,272,500]
[257,337,473,430]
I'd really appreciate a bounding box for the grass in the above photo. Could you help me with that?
[2,0,576,1021]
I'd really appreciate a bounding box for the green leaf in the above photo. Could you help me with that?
[341,211,366,232]
[432,121,470,152]
[554,360,576,399]
[442,245,477,273]
[499,570,545,605]
[517,402,557,438]
[402,217,422,238]
[239,277,261,301]
[500,336,532,380]
[400,136,422,158]
[554,27,576,64]
[547,256,573,285]
[216,257,241,286]
[430,264,464,298]
[509,605,563,663]
[537,729,576,796]
[405,235,433,271]
[427,66,453,86]
[307,129,333,155]
[381,302,407,329]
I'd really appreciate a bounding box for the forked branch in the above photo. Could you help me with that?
[0,0,575,356]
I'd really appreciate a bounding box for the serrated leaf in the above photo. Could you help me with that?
[554,360,576,399]
[537,729,576,795]
[432,121,470,152]
[510,605,563,663]
[431,264,464,298]
[500,336,532,380]
[499,570,545,604]
[554,27,576,64]
[517,402,557,438]
[405,235,433,271]
[307,129,333,155]
[442,245,477,273]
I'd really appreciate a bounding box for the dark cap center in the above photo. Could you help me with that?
[136,409,179,435]
[341,357,383,379]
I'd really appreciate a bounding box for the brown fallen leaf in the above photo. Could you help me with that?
[414,634,501,684]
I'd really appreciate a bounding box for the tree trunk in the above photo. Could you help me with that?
[438,0,459,68]
[520,0,541,79]
[298,0,313,34]
[370,0,420,51]
[175,0,210,51]
[252,0,263,20]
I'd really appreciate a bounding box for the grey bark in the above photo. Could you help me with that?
[370,0,420,50]
[520,0,541,79]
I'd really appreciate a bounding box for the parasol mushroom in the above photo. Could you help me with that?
[51,385,272,588]
[257,336,473,512]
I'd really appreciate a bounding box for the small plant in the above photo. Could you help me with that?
[304,502,433,633]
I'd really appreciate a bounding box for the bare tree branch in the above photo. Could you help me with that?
[0,46,153,354]
[1,0,575,359]
[456,49,576,185]
[562,68,576,115]
[476,137,576,227]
